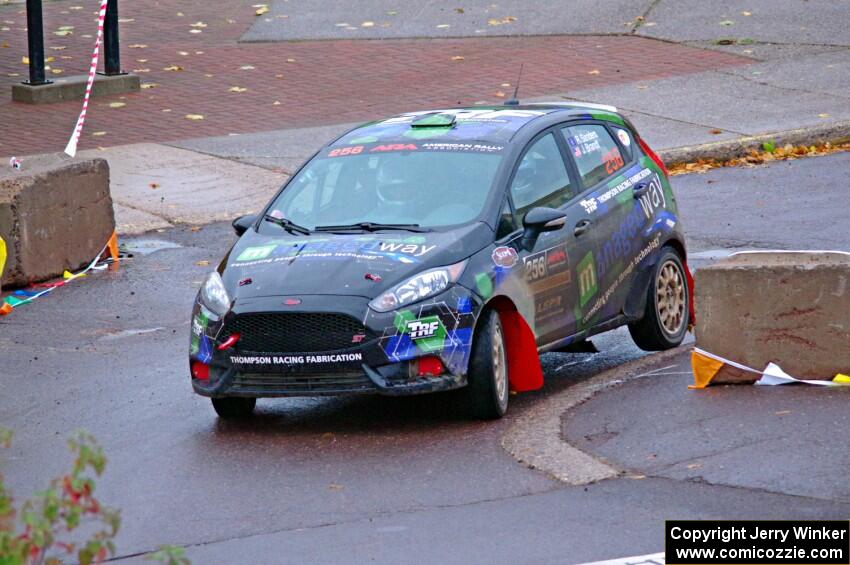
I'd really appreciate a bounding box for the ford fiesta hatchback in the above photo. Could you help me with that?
[189,103,693,419]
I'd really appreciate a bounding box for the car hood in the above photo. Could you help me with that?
[221,223,491,300]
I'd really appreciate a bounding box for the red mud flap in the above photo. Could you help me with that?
[685,260,696,328]
[498,310,543,392]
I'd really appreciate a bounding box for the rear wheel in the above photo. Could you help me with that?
[211,397,256,419]
[629,247,688,351]
[465,310,509,420]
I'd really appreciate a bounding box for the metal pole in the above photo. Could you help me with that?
[24,0,51,85]
[101,0,124,76]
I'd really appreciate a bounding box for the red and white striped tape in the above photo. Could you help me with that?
[64,0,109,157]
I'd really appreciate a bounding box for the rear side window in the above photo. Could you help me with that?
[509,133,574,223]
[561,124,625,188]
[611,126,634,161]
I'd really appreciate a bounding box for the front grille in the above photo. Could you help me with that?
[224,312,373,353]
[230,372,374,396]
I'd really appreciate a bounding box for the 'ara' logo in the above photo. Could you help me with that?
[406,317,441,340]
[371,144,418,152]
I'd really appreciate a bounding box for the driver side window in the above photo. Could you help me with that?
[509,133,574,223]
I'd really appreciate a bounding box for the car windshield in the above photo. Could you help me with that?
[264,143,504,231]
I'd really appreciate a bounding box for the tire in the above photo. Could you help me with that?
[465,310,509,420]
[629,247,689,351]
[211,397,256,419]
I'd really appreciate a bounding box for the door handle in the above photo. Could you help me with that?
[632,182,649,198]
[574,219,592,237]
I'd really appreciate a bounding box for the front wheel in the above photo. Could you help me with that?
[211,397,256,419]
[465,310,509,420]
[629,247,689,351]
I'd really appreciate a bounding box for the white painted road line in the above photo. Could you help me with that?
[576,551,665,565]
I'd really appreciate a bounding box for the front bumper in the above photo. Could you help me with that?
[189,287,480,398]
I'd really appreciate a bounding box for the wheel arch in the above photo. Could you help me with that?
[623,237,689,321]
[480,295,544,393]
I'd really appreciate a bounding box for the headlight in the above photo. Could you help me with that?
[369,260,467,313]
[200,271,231,317]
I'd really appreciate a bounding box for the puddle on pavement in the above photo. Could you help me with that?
[120,239,183,256]
[98,327,165,341]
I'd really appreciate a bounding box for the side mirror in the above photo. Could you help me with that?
[520,207,567,250]
[232,214,257,237]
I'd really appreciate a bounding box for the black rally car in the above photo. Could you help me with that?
[189,104,693,419]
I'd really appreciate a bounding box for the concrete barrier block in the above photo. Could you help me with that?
[696,251,850,381]
[0,157,115,288]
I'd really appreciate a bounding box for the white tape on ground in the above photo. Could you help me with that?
[64,0,109,157]
[575,551,665,565]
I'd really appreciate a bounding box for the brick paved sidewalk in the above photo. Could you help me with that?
[0,0,749,157]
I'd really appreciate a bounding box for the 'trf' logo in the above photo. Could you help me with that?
[407,319,440,340]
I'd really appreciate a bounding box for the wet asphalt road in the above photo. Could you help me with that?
[1,154,848,563]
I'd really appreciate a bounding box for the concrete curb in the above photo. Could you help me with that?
[658,120,850,165]
[501,345,692,486]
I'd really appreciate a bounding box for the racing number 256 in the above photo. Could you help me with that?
[328,146,364,157]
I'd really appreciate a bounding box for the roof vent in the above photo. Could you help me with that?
[411,113,456,128]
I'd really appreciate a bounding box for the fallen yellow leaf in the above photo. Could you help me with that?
[128,44,147,48]
[50,68,62,74]
[53,30,72,36]
[50,46,67,50]
[185,114,204,120]
[189,29,202,34]
[494,90,506,98]
[21,55,28,64]
[255,5,269,16]
[588,69,601,75]
[109,102,126,108]
[361,21,375,27]
[92,131,107,137]
[189,21,207,28]
[240,65,255,70]
[140,82,158,89]
[228,86,248,92]
[451,55,465,61]
[163,65,184,71]
[488,16,517,25]
[195,260,210,266]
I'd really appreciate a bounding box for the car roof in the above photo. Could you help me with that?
[330,103,626,147]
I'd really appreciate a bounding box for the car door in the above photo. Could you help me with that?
[559,121,649,331]
[506,130,590,345]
